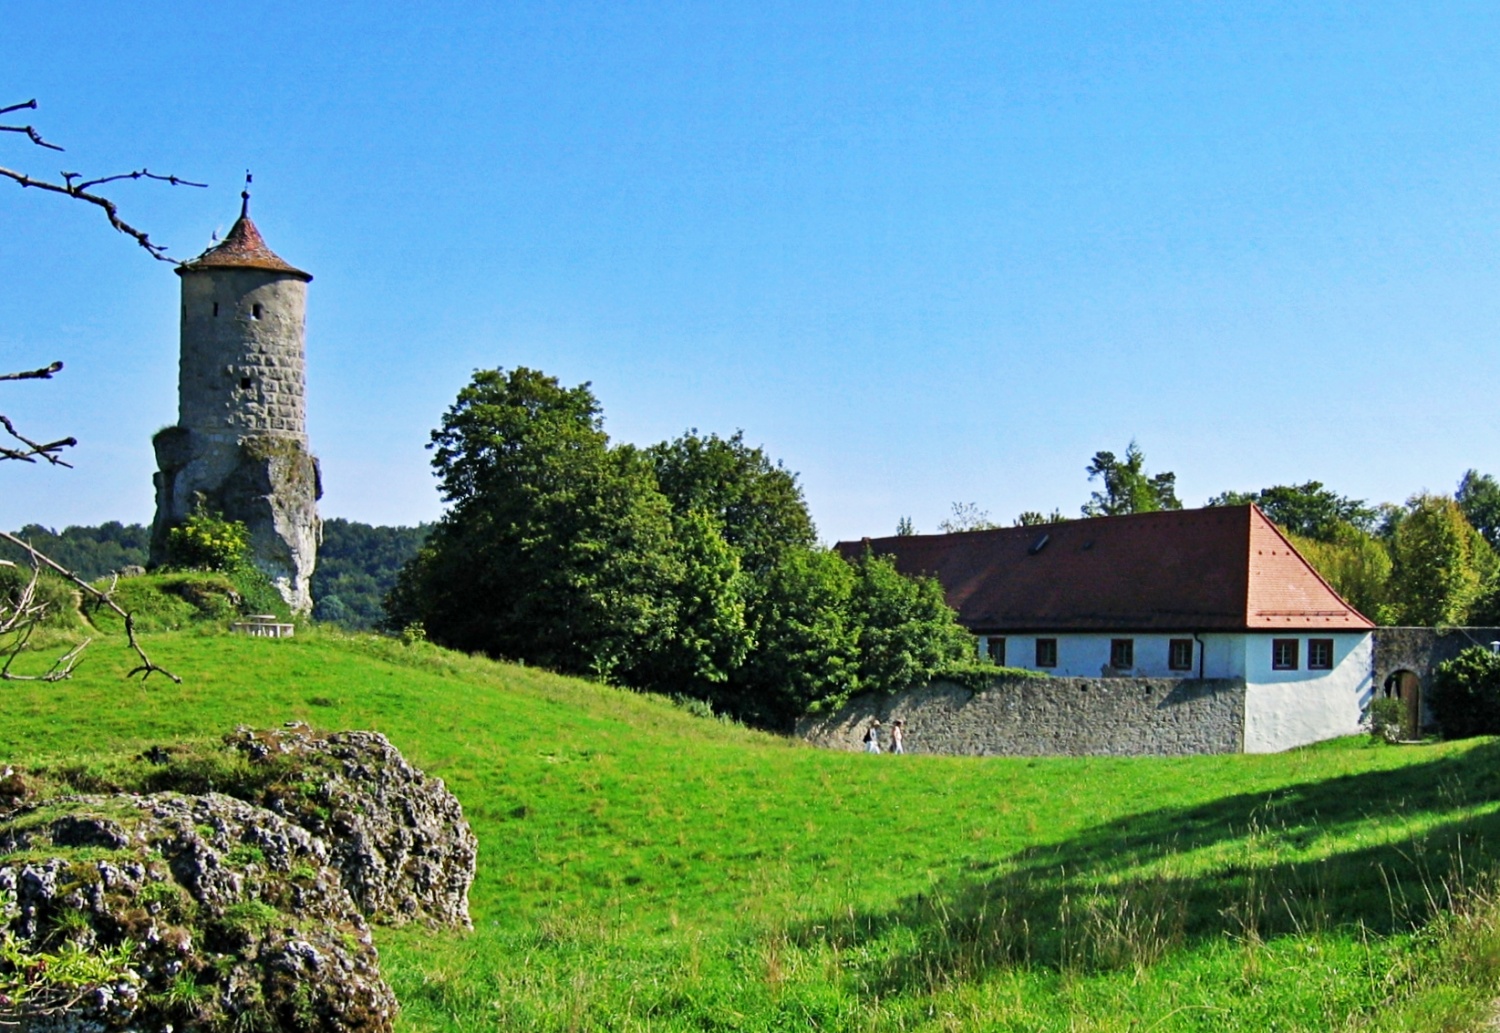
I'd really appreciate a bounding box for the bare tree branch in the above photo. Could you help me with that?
[0,530,180,683]
[2,98,205,262]
[0,362,74,463]
[0,360,64,382]
[0,99,64,151]
[0,413,76,466]
[1,98,195,684]
[68,168,204,192]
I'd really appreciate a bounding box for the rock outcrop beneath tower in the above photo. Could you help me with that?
[151,199,320,613]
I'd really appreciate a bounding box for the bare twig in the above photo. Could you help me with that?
[0,530,180,683]
[67,168,204,192]
[0,413,76,466]
[1,97,189,684]
[1,363,75,465]
[2,98,205,261]
[0,360,63,382]
[0,99,63,151]
[0,165,199,261]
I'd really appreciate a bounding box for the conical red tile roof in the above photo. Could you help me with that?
[177,206,311,281]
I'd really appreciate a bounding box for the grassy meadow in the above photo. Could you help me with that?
[6,627,1500,1031]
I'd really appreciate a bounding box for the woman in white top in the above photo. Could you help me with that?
[863,720,882,753]
[890,719,905,754]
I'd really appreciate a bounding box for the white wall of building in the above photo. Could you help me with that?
[973,630,1375,754]
[1242,632,1374,753]
[1202,635,1246,679]
[977,633,1246,679]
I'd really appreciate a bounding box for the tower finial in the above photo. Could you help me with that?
[240,170,252,219]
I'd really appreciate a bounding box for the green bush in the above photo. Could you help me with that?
[1368,695,1405,743]
[933,659,1047,691]
[159,504,291,622]
[1430,646,1500,739]
[165,508,250,573]
[226,566,293,622]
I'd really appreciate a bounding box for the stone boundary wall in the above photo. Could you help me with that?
[1373,627,1500,732]
[797,675,1246,757]
[1374,627,1500,691]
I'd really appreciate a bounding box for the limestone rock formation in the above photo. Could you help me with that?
[0,728,476,1032]
[0,792,396,1033]
[221,725,477,928]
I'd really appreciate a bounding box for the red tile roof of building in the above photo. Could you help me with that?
[176,201,311,281]
[836,505,1373,633]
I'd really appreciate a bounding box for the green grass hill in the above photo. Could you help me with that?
[6,623,1500,1031]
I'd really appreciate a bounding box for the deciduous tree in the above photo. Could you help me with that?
[1386,494,1496,626]
[1284,527,1391,621]
[390,367,982,728]
[847,552,974,697]
[388,368,678,678]
[1207,481,1376,541]
[1013,510,1066,527]
[937,502,1000,533]
[730,546,861,727]
[727,547,972,728]
[647,430,815,574]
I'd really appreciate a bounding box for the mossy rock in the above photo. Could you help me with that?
[0,720,475,1031]
[0,791,396,1032]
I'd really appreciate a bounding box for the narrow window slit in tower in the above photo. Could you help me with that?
[240,377,254,391]
[212,302,219,317]
[252,303,263,320]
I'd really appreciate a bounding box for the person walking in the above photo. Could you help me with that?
[889,719,905,754]
[863,720,882,754]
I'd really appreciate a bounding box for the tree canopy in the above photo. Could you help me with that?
[1207,481,1376,541]
[1457,470,1500,552]
[1081,441,1181,517]
[313,520,430,630]
[1283,527,1391,622]
[647,430,816,574]
[388,367,979,728]
[0,523,149,580]
[388,368,679,681]
[1385,493,1496,626]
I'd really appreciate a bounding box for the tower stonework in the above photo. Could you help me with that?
[151,198,321,613]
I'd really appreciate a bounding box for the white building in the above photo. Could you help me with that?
[839,505,1375,753]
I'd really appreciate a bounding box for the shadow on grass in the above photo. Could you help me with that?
[791,740,1500,994]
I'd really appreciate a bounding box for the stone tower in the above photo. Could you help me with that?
[150,192,321,613]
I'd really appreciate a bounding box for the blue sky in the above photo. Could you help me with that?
[4,3,1499,542]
